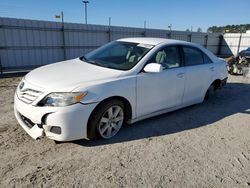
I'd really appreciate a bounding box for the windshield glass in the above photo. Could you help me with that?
[247,47,250,51]
[82,41,154,70]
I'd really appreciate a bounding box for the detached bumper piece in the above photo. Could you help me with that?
[28,125,44,139]
[15,110,62,140]
[16,112,44,139]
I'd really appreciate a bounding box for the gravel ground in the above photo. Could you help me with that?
[0,75,250,187]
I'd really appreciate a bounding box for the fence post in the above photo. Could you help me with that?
[142,21,146,37]
[237,33,242,55]
[62,27,66,60]
[108,17,112,42]
[167,32,171,39]
[61,12,66,60]
[188,34,192,42]
[204,35,208,48]
[217,35,223,56]
[0,56,3,76]
[142,29,146,37]
[107,26,112,42]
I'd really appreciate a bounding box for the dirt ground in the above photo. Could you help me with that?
[0,75,250,188]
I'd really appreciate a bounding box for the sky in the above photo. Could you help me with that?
[0,0,250,32]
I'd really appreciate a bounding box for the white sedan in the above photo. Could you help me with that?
[14,38,228,141]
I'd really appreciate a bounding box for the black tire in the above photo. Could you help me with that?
[204,84,215,100]
[87,99,125,140]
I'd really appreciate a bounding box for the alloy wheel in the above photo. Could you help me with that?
[98,105,124,139]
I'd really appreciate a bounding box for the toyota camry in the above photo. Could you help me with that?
[14,38,228,141]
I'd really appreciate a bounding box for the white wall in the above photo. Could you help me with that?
[222,33,250,56]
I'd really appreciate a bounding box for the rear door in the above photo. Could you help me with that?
[181,46,214,104]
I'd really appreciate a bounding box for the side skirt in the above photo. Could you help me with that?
[128,100,202,124]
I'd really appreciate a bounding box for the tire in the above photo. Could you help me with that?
[87,99,125,140]
[204,84,215,100]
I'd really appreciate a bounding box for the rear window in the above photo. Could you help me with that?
[183,47,203,66]
[203,53,213,64]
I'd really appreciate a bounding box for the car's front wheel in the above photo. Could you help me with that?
[88,100,125,139]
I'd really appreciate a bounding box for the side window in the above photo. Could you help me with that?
[149,46,181,69]
[203,53,213,64]
[183,47,204,66]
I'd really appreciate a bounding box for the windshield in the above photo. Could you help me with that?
[81,41,154,70]
[247,47,250,51]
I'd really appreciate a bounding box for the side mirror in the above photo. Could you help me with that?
[143,63,163,73]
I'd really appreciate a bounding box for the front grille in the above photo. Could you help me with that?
[18,88,43,104]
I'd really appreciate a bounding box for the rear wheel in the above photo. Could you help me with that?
[205,84,215,100]
[88,100,125,139]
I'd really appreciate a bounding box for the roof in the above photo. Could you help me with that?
[118,37,219,62]
[117,37,191,46]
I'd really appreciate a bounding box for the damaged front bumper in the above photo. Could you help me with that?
[14,94,97,141]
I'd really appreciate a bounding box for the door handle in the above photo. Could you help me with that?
[177,73,184,78]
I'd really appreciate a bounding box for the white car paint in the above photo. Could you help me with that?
[14,38,228,141]
[25,58,124,91]
[136,66,186,117]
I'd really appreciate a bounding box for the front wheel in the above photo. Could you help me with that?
[88,100,125,139]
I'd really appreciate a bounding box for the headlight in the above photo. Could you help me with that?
[39,92,87,107]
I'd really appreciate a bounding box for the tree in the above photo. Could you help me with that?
[207,24,250,33]
[197,27,202,32]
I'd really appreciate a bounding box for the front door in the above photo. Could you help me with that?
[136,46,186,117]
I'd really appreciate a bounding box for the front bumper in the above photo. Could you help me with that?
[14,93,97,141]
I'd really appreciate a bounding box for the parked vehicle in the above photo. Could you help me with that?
[227,47,250,75]
[14,38,228,141]
[239,47,250,57]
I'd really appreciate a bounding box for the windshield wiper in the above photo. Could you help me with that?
[88,60,115,69]
[88,60,98,65]
[81,58,117,69]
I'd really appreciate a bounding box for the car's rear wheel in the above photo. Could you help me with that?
[205,84,215,100]
[88,100,125,139]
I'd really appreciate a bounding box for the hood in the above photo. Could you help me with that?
[25,58,123,91]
